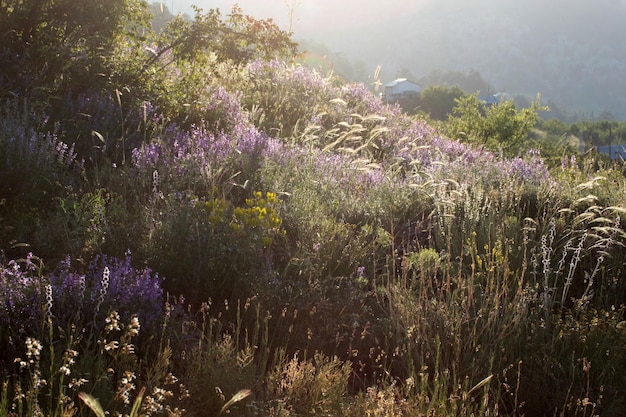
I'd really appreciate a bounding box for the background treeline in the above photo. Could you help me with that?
[294,0,626,119]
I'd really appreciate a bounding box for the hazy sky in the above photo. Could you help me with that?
[165,0,626,117]
[169,0,434,34]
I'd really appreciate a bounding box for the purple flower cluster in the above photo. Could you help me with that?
[254,60,553,193]
[561,154,579,171]
[244,59,543,190]
[377,115,552,186]
[0,252,164,345]
[132,121,274,185]
[247,59,329,96]
[426,145,550,186]
[202,86,249,132]
[245,59,334,134]
[135,58,553,206]
[0,102,82,188]
[78,252,164,329]
[3,129,78,172]
[339,82,401,119]
[498,149,550,183]
[0,253,43,336]
[311,151,386,191]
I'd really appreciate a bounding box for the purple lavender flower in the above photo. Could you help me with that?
[0,255,44,336]
[1,101,83,198]
[81,253,164,330]
[357,266,366,278]
[0,252,165,352]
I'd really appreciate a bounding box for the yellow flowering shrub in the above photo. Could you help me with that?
[231,191,285,246]
[195,191,285,247]
[200,197,229,226]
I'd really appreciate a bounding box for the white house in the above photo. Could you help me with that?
[383,78,422,105]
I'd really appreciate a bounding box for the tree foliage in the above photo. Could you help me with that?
[419,68,493,94]
[151,5,297,67]
[418,85,466,120]
[443,94,547,156]
[0,1,297,116]
[0,0,152,99]
[570,119,626,147]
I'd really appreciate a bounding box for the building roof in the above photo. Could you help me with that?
[384,78,421,88]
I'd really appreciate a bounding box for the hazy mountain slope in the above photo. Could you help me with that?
[305,0,626,118]
[169,0,626,118]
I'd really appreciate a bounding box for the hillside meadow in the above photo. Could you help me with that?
[1,2,625,416]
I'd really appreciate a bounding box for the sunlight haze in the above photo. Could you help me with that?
[168,0,626,118]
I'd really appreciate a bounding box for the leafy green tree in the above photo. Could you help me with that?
[0,0,152,99]
[140,5,297,126]
[419,69,493,94]
[570,119,626,147]
[418,85,466,120]
[444,94,547,156]
[152,5,297,67]
[1,0,299,163]
[0,1,297,107]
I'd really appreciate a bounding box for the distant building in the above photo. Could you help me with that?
[596,144,626,160]
[384,78,422,103]
[383,78,422,107]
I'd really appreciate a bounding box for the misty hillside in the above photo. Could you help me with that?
[306,0,626,119]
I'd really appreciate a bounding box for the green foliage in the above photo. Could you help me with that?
[418,85,466,120]
[518,308,626,417]
[144,189,285,307]
[33,189,135,260]
[419,68,494,94]
[0,0,298,144]
[444,94,547,156]
[183,333,256,417]
[242,62,336,139]
[528,119,580,169]
[141,6,296,128]
[157,5,297,66]
[0,0,152,99]
[570,118,626,146]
